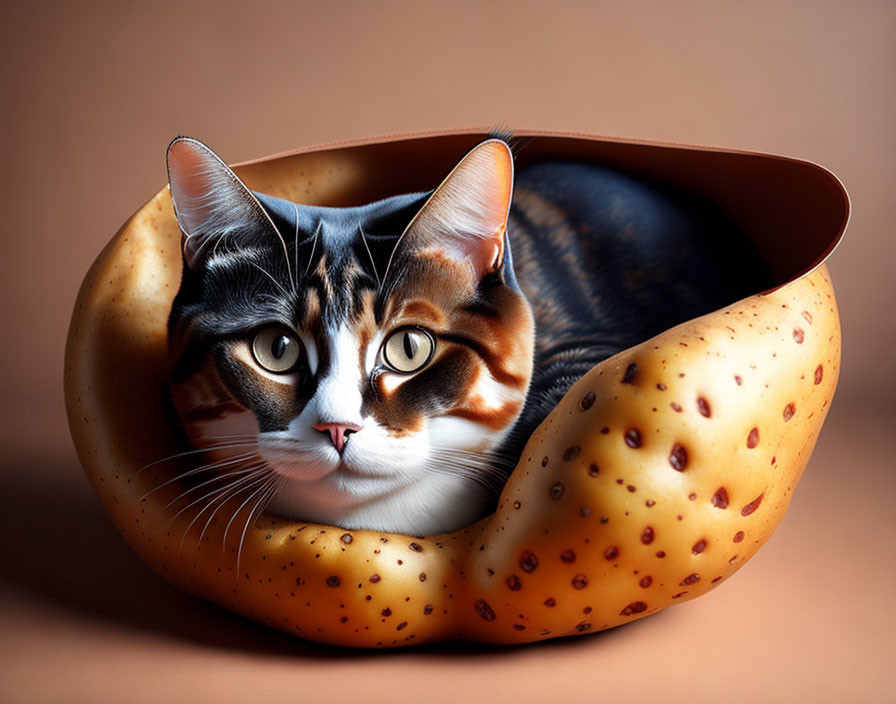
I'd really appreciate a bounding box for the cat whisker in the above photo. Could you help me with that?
[137,441,258,474]
[424,447,512,499]
[429,444,517,472]
[178,466,270,549]
[236,476,282,573]
[247,260,292,299]
[358,225,381,288]
[260,200,296,293]
[425,460,506,497]
[304,221,321,277]
[160,461,262,512]
[139,450,258,501]
[293,201,300,293]
[198,464,270,545]
[205,433,260,441]
[222,469,279,552]
[169,468,264,536]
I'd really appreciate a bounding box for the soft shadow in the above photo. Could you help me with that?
[0,451,658,660]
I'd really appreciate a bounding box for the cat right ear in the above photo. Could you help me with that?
[166,137,288,271]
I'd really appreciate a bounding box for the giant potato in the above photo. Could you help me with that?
[65,131,846,647]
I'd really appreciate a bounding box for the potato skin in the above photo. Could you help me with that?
[460,268,840,643]
[66,181,840,649]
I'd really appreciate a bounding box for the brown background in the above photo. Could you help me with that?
[1,1,893,702]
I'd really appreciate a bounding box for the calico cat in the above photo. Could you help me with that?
[164,136,764,537]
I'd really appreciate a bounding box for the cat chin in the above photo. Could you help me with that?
[264,471,489,535]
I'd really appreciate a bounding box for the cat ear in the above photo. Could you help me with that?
[166,137,289,271]
[386,139,514,281]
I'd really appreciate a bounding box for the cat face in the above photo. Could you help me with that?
[166,138,534,534]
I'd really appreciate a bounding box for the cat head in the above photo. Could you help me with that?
[166,137,534,534]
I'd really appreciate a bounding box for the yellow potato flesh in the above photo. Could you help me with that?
[65,140,841,647]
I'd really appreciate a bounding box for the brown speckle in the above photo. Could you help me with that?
[512,624,526,631]
[369,574,381,583]
[802,311,813,324]
[588,463,599,477]
[639,576,653,588]
[669,444,688,471]
[670,402,683,412]
[575,621,592,632]
[544,597,556,607]
[688,492,697,501]
[680,573,701,586]
[424,604,433,615]
[572,574,588,589]
[697,397,711,417]
[747,427,760,448]
[624,429,643,448]
[563,445,581,461]
[418,572,427,582]
[733,531,745,543]
[396,621,407,631]
[474,599,496,621]
[622,363,638,384]
[550,482,565,500]
[657,383,667,390]
[519,551,539,573]
[513,500,521,510]
[381,608,392,617]
[326,576,341,588]
[815,365,824,385]
[741,493,764,516]
[560,549,576,563]
[620,601,647,616]
[735,375,743,385]
[645,499,656,507]
[692,539,707,554]
[506,575,522,591]
[793,328,805,344]
[640,526,655,544]
[712,487,729,509]
[783,403,796,421]
[656,551,666,558]
[579,390,596,410]
[541,456,549,467]
[409,542,423,552]
[604,546,619,560]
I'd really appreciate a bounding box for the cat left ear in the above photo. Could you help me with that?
[386,139,514,281]
[166,137,290,272]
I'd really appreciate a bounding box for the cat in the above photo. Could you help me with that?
[164,135,765,537]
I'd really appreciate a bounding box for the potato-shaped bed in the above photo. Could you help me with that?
[65,131,846,647]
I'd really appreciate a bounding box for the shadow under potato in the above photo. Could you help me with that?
[0,451,657,657]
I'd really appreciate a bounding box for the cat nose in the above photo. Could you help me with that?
[312,421,362,454]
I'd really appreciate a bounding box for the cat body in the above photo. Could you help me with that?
[165,138,762,535]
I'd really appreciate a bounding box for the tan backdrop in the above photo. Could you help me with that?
[1,1,893,702]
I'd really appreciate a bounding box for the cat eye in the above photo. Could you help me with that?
[251,328,302,373]
[382,328,435,374]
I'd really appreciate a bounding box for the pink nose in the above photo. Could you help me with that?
[312,422,362,454]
